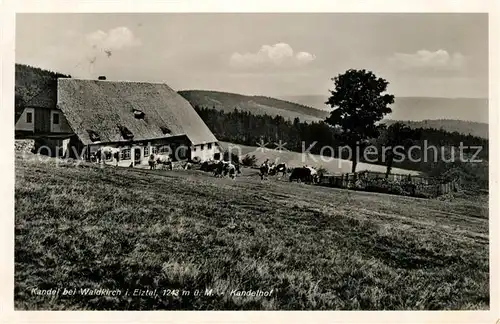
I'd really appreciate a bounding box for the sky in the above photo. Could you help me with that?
[16,13,488,98]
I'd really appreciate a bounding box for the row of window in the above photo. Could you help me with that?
[110,146,173,160]
[192,143,212,152]
[102,143,213,161]
[144,146,172,156]
[24,111,60,125]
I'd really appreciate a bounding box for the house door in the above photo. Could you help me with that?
[134,148,142,165]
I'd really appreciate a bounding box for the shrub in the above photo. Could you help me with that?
[360,178,409,196]
[241,154,257,167]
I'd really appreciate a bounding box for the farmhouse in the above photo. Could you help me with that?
[15,72,221,166]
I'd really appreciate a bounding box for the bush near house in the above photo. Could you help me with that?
[241,154,258,167]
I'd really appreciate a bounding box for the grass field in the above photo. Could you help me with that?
[15,153,489,310]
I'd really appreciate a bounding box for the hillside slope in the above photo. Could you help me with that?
[15,63,70,122]
[178,90,329,123]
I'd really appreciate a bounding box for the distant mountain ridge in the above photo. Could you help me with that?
[280,95,489,124]
[178,90,329,123]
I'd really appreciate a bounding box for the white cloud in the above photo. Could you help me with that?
[389,49,466,71]
[85,26,141,50]
[229,43,316,69]
[17,26,142,79]
[295,51,316,64]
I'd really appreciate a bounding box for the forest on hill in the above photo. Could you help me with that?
[383,119,488,139]
[14,64,70,122]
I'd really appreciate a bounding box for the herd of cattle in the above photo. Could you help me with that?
[200,159,320,183]
[91,146,320,183]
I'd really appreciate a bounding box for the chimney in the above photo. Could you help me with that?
[98,76,106,80]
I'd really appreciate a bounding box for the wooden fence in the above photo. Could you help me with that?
[318,170,460,197]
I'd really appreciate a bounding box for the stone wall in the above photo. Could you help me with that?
[15,139,35,153]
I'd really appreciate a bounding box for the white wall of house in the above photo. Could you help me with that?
[191,142,220,162]
[15,107,34,132]
[87,139,220,166]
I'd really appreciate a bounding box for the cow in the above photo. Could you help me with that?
[155,153,171,165]
[269,163,287,177]
[213,161,226,178]
[201,160,217,172]
[224,162,238,179]
[96,146,120,166]
[153,153,173,170]
[289,166,318,184]
[259,159,271,180]
[211,160,240,179]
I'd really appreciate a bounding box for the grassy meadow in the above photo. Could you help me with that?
[15,153,489,310]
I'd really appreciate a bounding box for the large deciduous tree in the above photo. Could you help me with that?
[325,69,394,173]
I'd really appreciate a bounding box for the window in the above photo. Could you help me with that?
[192,146,196,152]
[117,124,133,140]
[133,109,145,119]
[200,144,204,151]
[121,149,131,160]
[53,112,60,125]
[158,145,170,154]
[151,146,158,154]
[144,146,150,156]
[26,112,33,123]
[160,126,172,135]
[87,129,100,142]
[208,143,212,150]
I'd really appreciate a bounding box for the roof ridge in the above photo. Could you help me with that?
[59,78,175,86]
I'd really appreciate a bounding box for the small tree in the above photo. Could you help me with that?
[241,154,257,167]
[325,69,394,173]
[379,122,415,178]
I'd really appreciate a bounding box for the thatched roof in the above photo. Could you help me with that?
[57,79,218,145]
